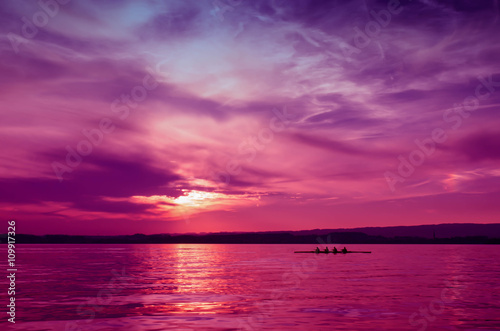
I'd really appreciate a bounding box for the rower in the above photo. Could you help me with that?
[324,247,329,253]
[315,247,320,253]
[342,247,347,254]
[332,247,338,254]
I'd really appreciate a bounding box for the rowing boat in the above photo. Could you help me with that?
[294,251,371,254]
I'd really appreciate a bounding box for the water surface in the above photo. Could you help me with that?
[1,244,499,330]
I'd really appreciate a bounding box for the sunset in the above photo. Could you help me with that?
[1,0,499,330]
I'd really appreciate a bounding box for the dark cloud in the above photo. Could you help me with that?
[291,133,393,158]
[455,132,500,161]
[0,153,182,213]
[72,198,153,214]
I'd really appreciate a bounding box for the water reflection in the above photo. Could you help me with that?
[8,244,500,330]
[124,244,251,316]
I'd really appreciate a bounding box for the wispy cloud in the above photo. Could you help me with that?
[1,0,499,234]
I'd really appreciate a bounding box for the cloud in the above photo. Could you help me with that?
[0,154,182,214]
[290,132,393,158]
[1,0,500,233]
[455,131,500,161]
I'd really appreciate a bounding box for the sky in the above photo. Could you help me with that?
[1,0,500,235]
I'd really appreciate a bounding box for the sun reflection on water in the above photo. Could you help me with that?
[125,244,252,316]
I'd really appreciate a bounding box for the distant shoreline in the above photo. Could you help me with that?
[4,233,499,245]
[5,223,499,244]
[7,242,500,245]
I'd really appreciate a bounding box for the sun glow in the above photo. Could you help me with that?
[131,190,261,218]
[175,190,225,208]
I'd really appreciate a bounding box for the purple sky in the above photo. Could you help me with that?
[1,0,500,235]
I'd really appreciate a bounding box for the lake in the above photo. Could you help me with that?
[1,244,499,330]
